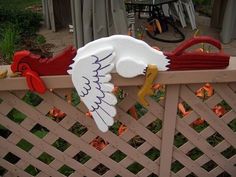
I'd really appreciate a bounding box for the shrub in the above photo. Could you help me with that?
[0,8,42,37]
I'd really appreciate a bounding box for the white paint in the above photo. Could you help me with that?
[68,35,169,132]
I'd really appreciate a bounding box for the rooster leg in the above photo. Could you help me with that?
[138,64,158,107]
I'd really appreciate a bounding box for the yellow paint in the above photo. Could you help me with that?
[138,64,158,107]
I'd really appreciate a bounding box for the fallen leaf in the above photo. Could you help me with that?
[212,105,225,117]
[203,83,214,97]
[118,124,127,136]
[85,111,92,118]
[195,87,205,98]
[90,136,109,151]
[192,118,205,126]
[49,107,66,122]
[178,103,191,117]
[65,93,72,104]
[112,86,119,94]
[195,83,214,98]
[128,106,138,120]
[152,83,161,90]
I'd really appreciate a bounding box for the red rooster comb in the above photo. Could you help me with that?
[11,50,31,73]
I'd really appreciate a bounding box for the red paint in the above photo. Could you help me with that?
[11,46,77,94]
[164,36,230,70]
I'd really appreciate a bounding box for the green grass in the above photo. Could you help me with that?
[127,162,144,174]
[22,91,43,106]
[16,139,34,152]
[37,152,55,164]
[0,0,41,10]
[6,108,27,124]
[25,165,40,176]
[52,138,71,152]
[0,25,20,63]
[58,165,75,176]
[73,151,91,164]
[110,150,127,162]
[30,124,49,138]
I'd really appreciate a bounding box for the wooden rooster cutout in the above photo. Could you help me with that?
[11,46,76,93]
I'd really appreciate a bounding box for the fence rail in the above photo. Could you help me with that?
[0,58,235,177]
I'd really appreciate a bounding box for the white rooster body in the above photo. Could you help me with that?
[68,35,169,132]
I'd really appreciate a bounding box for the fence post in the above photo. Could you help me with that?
[159,84,180,177]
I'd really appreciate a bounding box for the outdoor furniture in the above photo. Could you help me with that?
[125,0,178,19]
[181,0,196,30]
[125,0,185,43]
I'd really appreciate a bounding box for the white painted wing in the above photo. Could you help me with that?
[69,47,117,132]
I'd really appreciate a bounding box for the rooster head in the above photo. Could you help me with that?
[11,50,31,73]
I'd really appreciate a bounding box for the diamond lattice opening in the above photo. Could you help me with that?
[52,138,71,152]
[127,162,144,174]
[69,89,80,106]
[114,87,127,103]
[58,165,75,176]
[207,132,224,147]
[0,124,12,138]
[30,124,49,138]
[133,102,148,119]
[16,139,34,152]
[110,150,127,162]
[128,135,145,149]
[0,166,8,176]
[217,171,231,177]
[191,120,209,133]
[25,165,41,176]
[46,107,66,122]
[37,152,55,164]
[171,160,184,173]
[221,146,236,159]
[201,160,218,172]
[174,132,188,148]
[145,147,160,161]
[195,83,214,100]
[177,101,192,118]
[22,91,43,106]
[73,151,91,164]
[186,172,197,177]
[7,108,27,124]
[211,100,231,119]
[228,118,236,132]
[69,122,88,137]
[3,152,20,164]
[147,173,158,177]
[90,136,109,151]
[147,118,162,134]
[151,84,166,102]
[109,120,127,136]
[187,147,204,160]
[93,163,110,175]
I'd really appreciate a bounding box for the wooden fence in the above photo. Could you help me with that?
[0,59,236,177]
